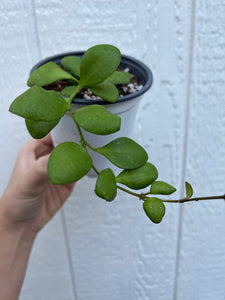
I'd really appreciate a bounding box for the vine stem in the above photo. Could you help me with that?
[68,85,82,105]
[67,94,225,205]
[161,194,225,203]
[116,185,143,198]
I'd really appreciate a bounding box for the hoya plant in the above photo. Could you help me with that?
[9,44,225,224]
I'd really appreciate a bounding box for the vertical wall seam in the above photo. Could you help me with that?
[30,0,42,59]
[61,208,78,300]
[30,1,77,298]
[173,0,197,299]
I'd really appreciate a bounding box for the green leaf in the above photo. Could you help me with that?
[116,162,158,190]
[89,81,119,103]
[150,181,176,195]
[27,62,74,87]
[185,181,193,198]
[143,198,166,224]
[96,137,148,169]
[25,119,59,139]
[61,85,78,97]
[79,44,121,88]
[95,168,117,201]
[73,104,121,135]
[106,71,132,85]
[9,86,69,121]
[48,142,92,184]
[61,56,81,78]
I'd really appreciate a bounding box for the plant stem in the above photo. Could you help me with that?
[92,165,100,175]
[162,194,225,203]
[71,77,80,84]
[68,85,82,105]
[116,185,143,199]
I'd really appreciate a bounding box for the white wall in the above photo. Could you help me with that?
[0,1,224,299]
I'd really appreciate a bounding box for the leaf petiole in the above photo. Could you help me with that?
[161,194,225,203]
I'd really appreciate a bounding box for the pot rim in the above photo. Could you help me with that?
[30,51,153,105]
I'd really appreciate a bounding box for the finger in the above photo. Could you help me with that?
[39,134,54,148]
[25,135,54,159]
[27,154,50,188]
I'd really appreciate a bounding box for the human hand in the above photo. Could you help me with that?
[0,134,75,235]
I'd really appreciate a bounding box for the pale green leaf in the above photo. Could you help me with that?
[116,162,158,190]
[185,181,193,198]
[150,181,176,195]
[9,86,69,121]
[143,197,166,224]
[61,56,81,78]
[80,44,121,88]
[95,168,117,201]
[27,62,74,87]
[25,119,59,139]
[48,142,92,184]
[89,81,119,103]
[61,85,77,97]
[96,137,148,169]
[73,105,121,135]
[106,71,132,85]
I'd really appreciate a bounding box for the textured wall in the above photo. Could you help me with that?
[0,1,224,299]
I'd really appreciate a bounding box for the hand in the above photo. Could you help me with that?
[0,134,75,234]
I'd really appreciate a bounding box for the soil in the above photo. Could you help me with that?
[44,66,143,100]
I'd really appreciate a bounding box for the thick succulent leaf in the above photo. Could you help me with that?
[27,62,74,87]
[96,137,148,169]
[73,104,121,135]
[95,168,117,201]
[79,44,121,88]
[61,85,77,97]
[89,81,119,103]
[9,86,69,121]
[150,181,176,195]
[61,56,81,78]
[143,197,166,224]
[116,162,158,190]
[185,181,193,198]
[25,119,59,139]
[106,71,132,85]
[48,142,92,184]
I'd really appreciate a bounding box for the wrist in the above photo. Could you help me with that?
[0,199,36,300]
[0,192,37,242]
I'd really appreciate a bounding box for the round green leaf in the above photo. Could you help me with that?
[106,71,132,85]
[89,81,119,103]
[143,198,166,224]
[150,181,176,195]
[27,62,74,87]
[185,181,193,198]
[9,86,69,121]
[95,168,117,201]
[80,44,121,88]
[116,162,158,190]
[48,142,92,184]
[96,137,148,169]
[61,56,81,78]
[25,119,59,139]
[61,85,78,97]
[73,105,121,135]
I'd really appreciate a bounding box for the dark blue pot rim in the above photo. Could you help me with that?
[30,51,153,105]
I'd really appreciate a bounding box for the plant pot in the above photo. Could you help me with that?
[30,52,153,176]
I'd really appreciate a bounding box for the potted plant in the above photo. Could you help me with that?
[9,44,225,224]
[28,46,153,176]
